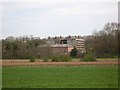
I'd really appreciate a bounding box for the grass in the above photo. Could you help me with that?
[2,65,118,88]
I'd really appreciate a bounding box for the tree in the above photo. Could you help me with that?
[93,22,118,58]
[2,36,47,59]
[70,47,78,58]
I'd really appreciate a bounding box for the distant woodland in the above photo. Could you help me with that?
[1,22,119,59]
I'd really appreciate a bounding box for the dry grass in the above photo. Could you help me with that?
[1,59,118,67]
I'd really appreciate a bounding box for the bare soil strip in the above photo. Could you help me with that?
[1,59,118,66]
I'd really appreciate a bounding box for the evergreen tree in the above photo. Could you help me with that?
[70,47,78,58]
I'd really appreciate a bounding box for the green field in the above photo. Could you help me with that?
[2,65,118,88]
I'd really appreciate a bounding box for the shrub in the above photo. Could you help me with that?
[51,56,60,62]
[51,55,71,62]
[60,55,72,62]
[43,57,49,62]
[29,56,36,62]
[81,54,96,62]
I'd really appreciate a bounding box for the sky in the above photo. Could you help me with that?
[0,0,118,39]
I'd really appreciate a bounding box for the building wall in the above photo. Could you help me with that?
[34,46,73,58]
[68,47,73,52]
[52,47,68,55]
[75,39,86,53]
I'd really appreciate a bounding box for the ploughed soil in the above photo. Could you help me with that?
[0,59,119,67]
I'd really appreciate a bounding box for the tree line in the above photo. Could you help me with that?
[2,36,46,59]
[84,22,119,58]
[1,22,119,59]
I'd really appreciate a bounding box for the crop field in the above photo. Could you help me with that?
[2,65,118,88]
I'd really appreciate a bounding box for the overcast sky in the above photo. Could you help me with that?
[0,0,118,39]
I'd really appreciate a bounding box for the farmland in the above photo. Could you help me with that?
[2,65,118,88]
